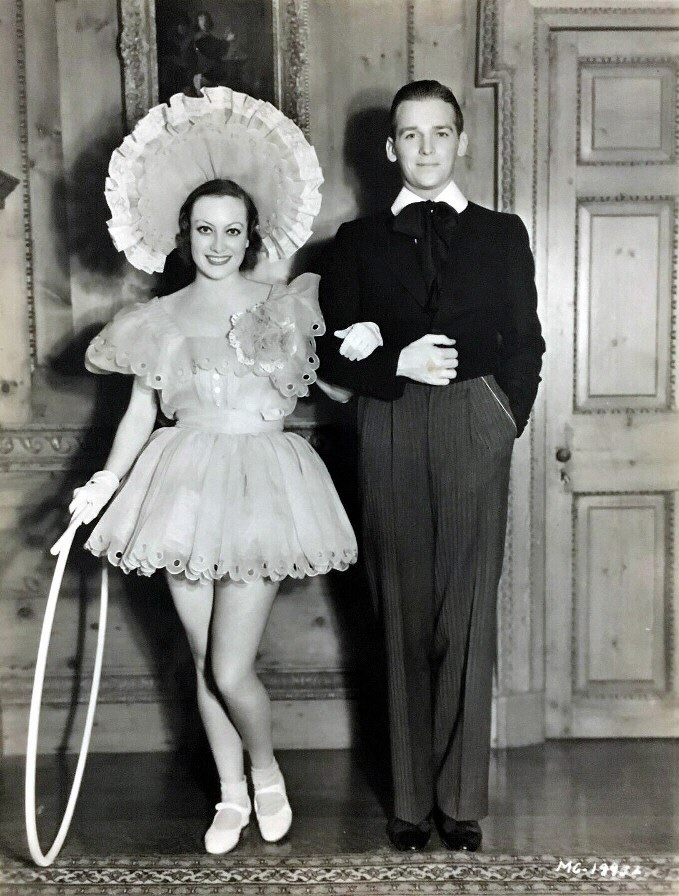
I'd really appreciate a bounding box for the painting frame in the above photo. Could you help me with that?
[118,0,311,135]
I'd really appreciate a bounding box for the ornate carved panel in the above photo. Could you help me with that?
[477,0,515,212]
[0,426,107,473]
[0,421,332,473]
[118,0,157,131]
[14,0,35,367]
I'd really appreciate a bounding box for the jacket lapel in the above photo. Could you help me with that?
[376,206,478,315]
[383,219,430,309]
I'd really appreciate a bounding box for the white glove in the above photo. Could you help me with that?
[396,334,458,385]
[316,378,354,403]
[334,322,383,361]
[68,470,120,526]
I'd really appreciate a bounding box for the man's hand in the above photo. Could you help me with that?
[397,334,458,385]
[334,322,383,361]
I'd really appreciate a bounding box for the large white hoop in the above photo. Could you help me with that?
[24,523,109,867]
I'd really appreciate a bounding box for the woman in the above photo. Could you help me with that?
[192,10,235,94]
[67,90,357,855]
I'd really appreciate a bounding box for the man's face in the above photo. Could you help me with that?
[386,98,468,199]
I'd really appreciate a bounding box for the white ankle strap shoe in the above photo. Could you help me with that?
[253,781,292,842]
[204,798,251,854]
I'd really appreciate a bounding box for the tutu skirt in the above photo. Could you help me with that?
[86,424,357,582]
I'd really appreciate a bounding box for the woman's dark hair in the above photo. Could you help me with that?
[196,10,214,31]
[175,179,262,272]
[389,79,464,138]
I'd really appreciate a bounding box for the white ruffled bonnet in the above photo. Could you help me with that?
[105,88,323,273]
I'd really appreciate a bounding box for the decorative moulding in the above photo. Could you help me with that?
[476,0,515,213]
[14,0,36,364]
[0,421,335,473]
[0,669,354,705]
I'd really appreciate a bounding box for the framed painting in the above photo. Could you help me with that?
[118,0,311,134]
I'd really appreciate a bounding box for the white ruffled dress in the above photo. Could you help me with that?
[84,273,357,583]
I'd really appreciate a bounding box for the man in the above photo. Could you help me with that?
[316,80,545,851]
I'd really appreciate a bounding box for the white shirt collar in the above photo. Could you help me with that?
[391,181,468,216]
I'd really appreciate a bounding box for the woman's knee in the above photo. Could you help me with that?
[212,660,255,704]
[185,639,208,678]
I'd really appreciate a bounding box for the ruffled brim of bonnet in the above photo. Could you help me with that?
[105,87,324,273]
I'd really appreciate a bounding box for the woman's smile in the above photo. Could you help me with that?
[189,194,250,280]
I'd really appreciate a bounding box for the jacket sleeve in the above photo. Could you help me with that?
[317,222,406,401]
[495,214,546,437]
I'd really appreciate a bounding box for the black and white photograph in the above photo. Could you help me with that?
[0,2,677,894]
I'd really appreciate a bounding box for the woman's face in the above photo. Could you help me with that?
[189,194,249,280]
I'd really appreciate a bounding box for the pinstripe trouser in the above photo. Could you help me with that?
[357,375,515,824]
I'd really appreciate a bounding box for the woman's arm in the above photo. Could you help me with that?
[68,378,158,527]
[103,377,158,479]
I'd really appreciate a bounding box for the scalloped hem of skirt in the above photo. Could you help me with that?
[86,546,358,583]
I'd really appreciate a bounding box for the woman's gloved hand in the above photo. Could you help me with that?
[68,470,120,526]
[334,322,383,361]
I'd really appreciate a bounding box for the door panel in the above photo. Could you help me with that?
[574,494,667,694]
[576,200,673,409]
[545,29,679,737]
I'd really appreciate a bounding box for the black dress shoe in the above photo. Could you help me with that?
[386,816,431,851]
[434,809,482,851]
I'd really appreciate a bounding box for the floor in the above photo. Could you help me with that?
[2,740,677,863]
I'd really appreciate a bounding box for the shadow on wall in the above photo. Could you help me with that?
[343,96,401,218]
[291,93,399,278]
[51,129,127,282]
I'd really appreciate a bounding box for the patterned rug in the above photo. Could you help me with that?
[2,853,677,895]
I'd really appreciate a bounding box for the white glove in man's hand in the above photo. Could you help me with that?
[69,470,120,526]
[397,334,458,385]
[334,322,383,361]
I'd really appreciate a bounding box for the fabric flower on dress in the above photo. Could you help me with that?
[229,304,297,375]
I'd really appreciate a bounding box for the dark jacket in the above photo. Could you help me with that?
[316,201,545,436]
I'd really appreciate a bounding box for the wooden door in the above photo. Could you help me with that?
[545,29,679,736]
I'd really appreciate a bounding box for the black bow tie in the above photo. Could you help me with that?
[392,201,459,313]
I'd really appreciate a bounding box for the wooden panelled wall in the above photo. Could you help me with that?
[0,0,502,755]
[2,1,675,754]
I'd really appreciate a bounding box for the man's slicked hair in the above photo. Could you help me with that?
[389,80,464,138]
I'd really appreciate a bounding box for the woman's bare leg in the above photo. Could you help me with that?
[210,576,279,769]
[165,573,245,790]
[210,576,290,837]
